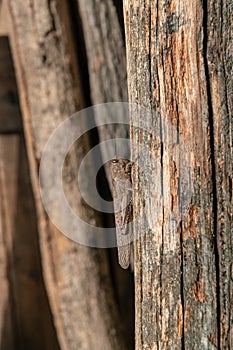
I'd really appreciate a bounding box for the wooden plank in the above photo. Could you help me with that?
[123,0,226,348]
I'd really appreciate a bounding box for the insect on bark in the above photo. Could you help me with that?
[110,157,133,269]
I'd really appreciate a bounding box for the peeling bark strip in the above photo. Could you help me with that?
[123,0,232,349]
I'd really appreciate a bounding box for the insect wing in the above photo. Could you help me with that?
[113,181,132,269]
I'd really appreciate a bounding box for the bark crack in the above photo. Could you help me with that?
[176,99,185,349]
[67,0,92,106]
[202,1,221,349]
[47,0,57,34]
[148,5,153,107]
[159,88,164,350]
[179,222,185,350]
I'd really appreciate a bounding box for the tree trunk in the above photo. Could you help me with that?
[123,0,232,349]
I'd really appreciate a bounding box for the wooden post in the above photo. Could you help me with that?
[123,0,232,348]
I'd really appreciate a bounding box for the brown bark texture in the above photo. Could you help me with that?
[123,0,232,349]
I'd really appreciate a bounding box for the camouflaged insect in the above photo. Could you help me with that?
[110,158,133,269]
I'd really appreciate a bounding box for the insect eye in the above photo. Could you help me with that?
[112,159,119,163]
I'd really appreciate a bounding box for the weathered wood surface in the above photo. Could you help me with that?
[123,0,232,349]
[8,0,127,349]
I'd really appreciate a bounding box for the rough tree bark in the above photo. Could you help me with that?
[123,0,232,349]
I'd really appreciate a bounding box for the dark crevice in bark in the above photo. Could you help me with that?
[179,222,185,350]
[148,6,153,108]
[202,1,221,349]
[96,162,115,229]
[113,0,125,44]
[67,0,92,107]
[0,36,23,134]
[108,248,120,299]
[0,129,23,135]
[46,0,57,36]
[158,49,166,349]
[159,107,165,349]
[177,105,185,350]
[67,0,115,230]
